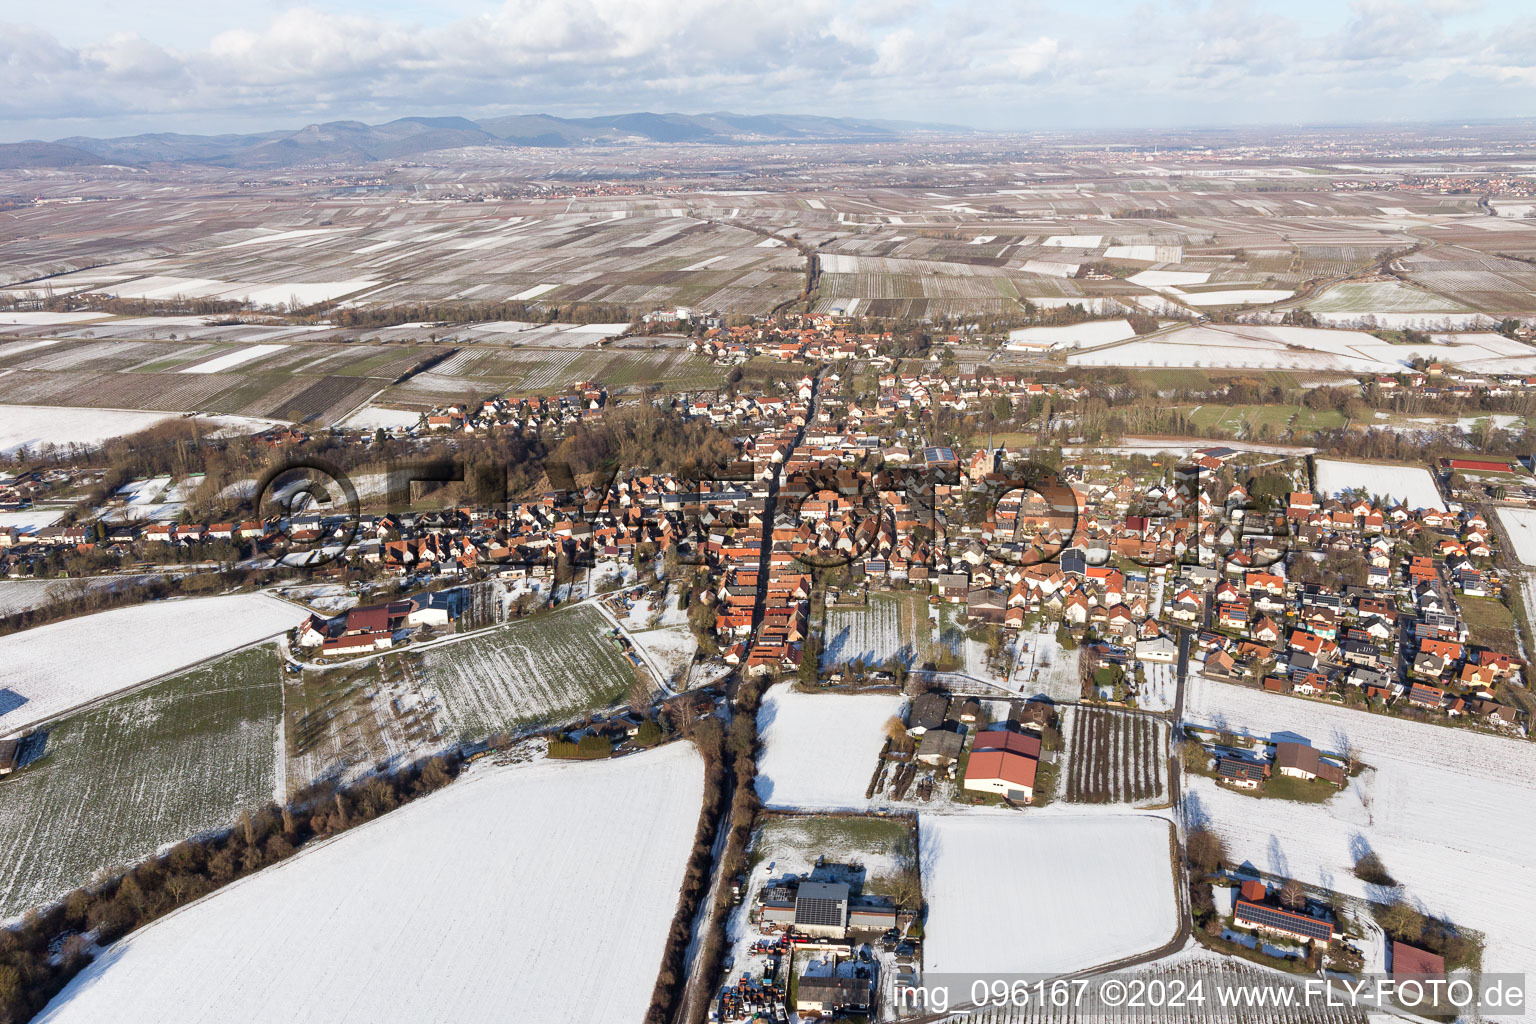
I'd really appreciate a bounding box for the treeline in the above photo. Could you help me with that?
[679,675,769,1024]
[0,752,462,1023]
[11,294,250,317]
[550,404,739,483]
[323,300,635,330]
[0,570,259,639]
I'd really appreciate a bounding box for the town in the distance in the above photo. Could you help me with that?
[1,116,1535,1024]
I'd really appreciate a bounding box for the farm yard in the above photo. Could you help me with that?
[0,593,308,735]
[754,685,905,811]
[414,603,636,742]
[1182,673,1536,993]
[0,646,283,920]
[35,744,706,1024]
[1313,458,1445,510]
[723,812,920,1013]
[919,815,1179,974]
[1061,707,1170,805]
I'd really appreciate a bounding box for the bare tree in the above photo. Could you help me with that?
[1279,879,1306,909]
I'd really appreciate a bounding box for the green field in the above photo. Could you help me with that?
[1460,596,1519,653]
[0,646,282,919]
[416,603,634,741]
[1176,403,1348,437]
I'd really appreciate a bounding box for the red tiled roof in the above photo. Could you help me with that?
[964,749,1037,789]
[1392,941,1446,978]
[972,730,1042,759]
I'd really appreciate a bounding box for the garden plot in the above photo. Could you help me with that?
[755,685,904,810]
[38,744,704,1024]
[821,593,934,670]
[1062,707,1169,805]
[1314,458,1445,510]
[1013,628,1081,702]
[1496,507,1536,566]
[630,625,698,687]
[0,593,307,735]
[1182,673,1536,992]
[415,603,633,742]
[0,646,282,920]
[920,815,1178,974]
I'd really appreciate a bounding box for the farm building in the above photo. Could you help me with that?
[916,727,965,766]
[1232,879,1337,944]
[1273,742,1345,787]
[962,746,1038,803]
[1135,635,1178,663]
[1216,756,1267,789]
[906,692,948,735]
[1391,940,1447,979]
[796,971,873,1017]
[406,590,462,627]
[792,881,851,939]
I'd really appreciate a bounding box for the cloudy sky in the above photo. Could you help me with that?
[1,0,1531,141]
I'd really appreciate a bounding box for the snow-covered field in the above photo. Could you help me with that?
[630,625,698,686]
[1183,674,1536,998]
[1128,270,1209,289]
[0,405,171,455]
[0,405,278,456]
[178,343,288,374]
[1497,507,1536,567]
[1314,458,1445,510]
[38,744,705,1024]
[1067,322,1528,372]
[338,405,420,431]
[0,594,307,734]
[417,603,633,741]
[0,507,65,532]
[0,575,156,616]
[920,815,1178,973]
[1176,288,1294,306]
[1006,320,1139,351]
[755,685,904,810]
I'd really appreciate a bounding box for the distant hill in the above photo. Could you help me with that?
[11,111,972,169]
[0,142,109,170]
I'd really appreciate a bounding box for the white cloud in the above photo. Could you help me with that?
[0,0,1530,138]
